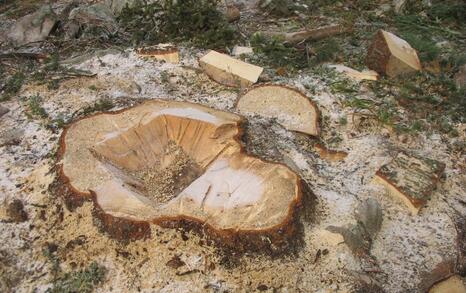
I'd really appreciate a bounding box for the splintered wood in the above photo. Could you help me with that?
[366,30,422,77]
[236,85,320,136]
[374,151,445,215]
[59,100,302,246]
[136,44,180,63]
[199,50,263,87]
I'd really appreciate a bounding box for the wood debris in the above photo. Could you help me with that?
[258,24,349,44]
[373,151,445,215]
[232,46,253,56]
[366,30,422,77]
[328,64,379,81]
[199,50,263,87]
[59,100,303,248]
[136,44,180,63]
[236,84,320,136]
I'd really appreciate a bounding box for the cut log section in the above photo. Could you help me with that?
[258,24,349,44]
[58,100,303,249]
[236,85,320,136]
[373,151,445,215]
[366,30,422,77]
[329,64,379,81]
[199,50,263,88]
[429,275,466,293]
[136,44,180,63]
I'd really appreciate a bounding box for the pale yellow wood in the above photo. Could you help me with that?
[329,65,379,81]
[236,85,320,136]
[429,276,466,293]
[199,50,263,87]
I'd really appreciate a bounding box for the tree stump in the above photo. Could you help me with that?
[58,100,304,250]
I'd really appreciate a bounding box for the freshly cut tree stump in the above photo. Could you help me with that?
[136,44,180,63]
[366,30,422,77]
[374,151,445,215]
[58,100,303,250]
[429,275,466,293]
[236,85,320,136]
[199,50,263,88]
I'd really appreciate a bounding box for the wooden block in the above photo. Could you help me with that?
[374,151,445,215]
[136,44,180,63]
[199,50,263,88]
[366,30,422,77]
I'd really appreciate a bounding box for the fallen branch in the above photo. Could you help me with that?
[258,24,350,44]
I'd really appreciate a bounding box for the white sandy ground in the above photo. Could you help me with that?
[1,49,465,292]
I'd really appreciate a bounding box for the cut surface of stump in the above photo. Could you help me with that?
[373,151,445,215]
[236,85,320,136]
[136,44,180,63]
[199,50,263,87]
[59,100,302,246]
[366,30,422,77]
[429,275,466,293]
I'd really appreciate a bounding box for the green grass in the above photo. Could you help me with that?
[47,262,106,293]
[1,72,25,101]
[119,0,237,48]
[28,94,48,119]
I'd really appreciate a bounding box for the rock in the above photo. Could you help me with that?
[328,64,379,81]
[232,46,253,57]
[366,30,422,77]
[393,0,407,14]
[0,199,28,223]
[0,105,9,119]
[199,50,263,88]
[355,198,383,239]
[455,64,466,89]
[373,151,445,215]
[70,3,117,28]
[7,4,58,46]
[226,5,241,22]
[105,0,137,15]
[429,275,466,293]
[327,224,371,255]
[0,128,24,147]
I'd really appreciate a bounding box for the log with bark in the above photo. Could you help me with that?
[258,24,350,44]
[57,100,305,251]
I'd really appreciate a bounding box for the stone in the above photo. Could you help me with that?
[455,64,466,89]
[373,151,445,215]
[105,0,137,15]
[232,46,254,57]
[393,0,407,14]
[366,30,422,77]
[0,128,24,147]
[226,5,241,22]
[0,105,9,119]
[199,50,263,88]
[69,3,117,31]
[7,4,58,46]
[355,198,383,239]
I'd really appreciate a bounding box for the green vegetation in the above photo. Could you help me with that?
[1,72,25,101]
[250,34,306,69]
[82,99,114,115]
[119,0,236,48]
[27,94,48,119]
[47,262,106,293]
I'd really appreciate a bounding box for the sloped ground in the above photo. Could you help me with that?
[1,1,465,292]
